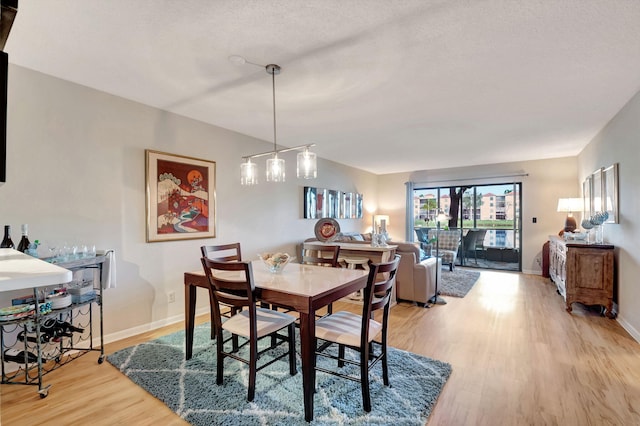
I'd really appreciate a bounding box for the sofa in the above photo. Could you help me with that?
[395,242,439,306]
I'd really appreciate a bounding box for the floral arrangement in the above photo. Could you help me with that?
[259,252,291,273]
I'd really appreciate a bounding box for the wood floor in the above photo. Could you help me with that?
[2,271,640,425]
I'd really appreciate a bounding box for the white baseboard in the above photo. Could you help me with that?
[99,306,210,346]
[616,312,640,343]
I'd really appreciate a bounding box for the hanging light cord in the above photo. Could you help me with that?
[241,63,314,161]
[271,66,277,154]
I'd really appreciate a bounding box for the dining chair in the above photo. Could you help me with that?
[201,242,242,262]
[301,242,340,267]
[301,242,341,315]
[314,254,400,412]
[200,243,242,344]
[201,257,297,401]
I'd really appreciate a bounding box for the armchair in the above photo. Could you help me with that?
[395,242,439,306]
[428,229,460,271]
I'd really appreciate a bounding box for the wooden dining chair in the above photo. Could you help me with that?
[200,243,242,343]
[301,242,341,315]
[201,257,297,401]
[314,254,400,412]
[201,242,242,262]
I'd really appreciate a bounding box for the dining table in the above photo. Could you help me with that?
[184,260,369,422]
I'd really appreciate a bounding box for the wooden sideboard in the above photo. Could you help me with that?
[548,235,615,318]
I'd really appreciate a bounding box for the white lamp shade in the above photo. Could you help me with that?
[297,148,317,179]
[436,212,450,223]
[557,198,583,213]
[266,155,285,182]
[240,159,258,185]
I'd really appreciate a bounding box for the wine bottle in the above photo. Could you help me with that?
[1,225,14,249]
[17,224,31,253]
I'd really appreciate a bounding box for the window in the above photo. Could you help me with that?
[411,182,522,272]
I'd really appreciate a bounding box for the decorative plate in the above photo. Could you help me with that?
[314,218,340,242]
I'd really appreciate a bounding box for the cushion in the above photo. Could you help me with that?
[222,308,296,338]
[316,311,381,347]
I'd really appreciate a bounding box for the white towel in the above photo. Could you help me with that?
[96,249,117,289]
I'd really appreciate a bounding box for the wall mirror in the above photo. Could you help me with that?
[304,186,363,219]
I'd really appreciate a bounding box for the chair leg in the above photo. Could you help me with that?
[288,323,297,376]
[231,308,239,352]
[327,303,333,315]
[381,343,390,386]
[338,344,346,368]
[216,331,224,385]
[361,345,371,412]
[248,335,258,401]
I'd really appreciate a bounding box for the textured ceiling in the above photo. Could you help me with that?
[5,0,640,174]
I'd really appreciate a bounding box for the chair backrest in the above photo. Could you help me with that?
[201,257,256,329]
[462,230,478,252]
[429,229,461,251]
[201,243,242,262]
[301,242,340,267]
[474,229,487,248]
[360,254,400,342]
[414,227,430,243]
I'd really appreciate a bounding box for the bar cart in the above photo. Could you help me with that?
[0,249,106,397]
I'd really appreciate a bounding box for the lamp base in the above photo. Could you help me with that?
[564,216,577,233]
[428,295,447,305]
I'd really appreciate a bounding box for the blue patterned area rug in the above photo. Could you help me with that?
[107,323,452,425]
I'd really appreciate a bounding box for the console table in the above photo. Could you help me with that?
[313,242,397,263]
[548,235,615,318]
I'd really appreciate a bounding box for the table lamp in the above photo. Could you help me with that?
[557,198,583,234]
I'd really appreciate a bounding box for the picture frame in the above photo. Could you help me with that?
[603,163,619,223]
[145,150,216,242]
[582,176,592,220]
[591,168,604,214]
[303,186,364,219]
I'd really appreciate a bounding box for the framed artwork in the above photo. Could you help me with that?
[145,150,216,242]
[582,176,592,219]
[591,168,603,214]
[603,163,619,223]
[303,186,363,219]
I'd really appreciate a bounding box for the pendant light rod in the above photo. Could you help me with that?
[267,64,280,154]
[240,61,318,185]
[242,143,316,160]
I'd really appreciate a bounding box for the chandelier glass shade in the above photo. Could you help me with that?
[239,63,318,185]
[266,153,285,182]
[297,147,317,179]
[240,158,258,185]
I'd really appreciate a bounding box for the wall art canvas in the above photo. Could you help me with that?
[146,150,216,242]
[603,163,619,223]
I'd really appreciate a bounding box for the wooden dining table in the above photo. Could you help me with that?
[184,260,369,422]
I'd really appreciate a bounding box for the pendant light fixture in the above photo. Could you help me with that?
[240,62,318,185]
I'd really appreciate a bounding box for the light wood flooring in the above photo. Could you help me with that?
[2,271,640,425]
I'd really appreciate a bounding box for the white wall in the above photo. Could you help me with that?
[377,157,579,274]
[578,89,640,341]
[0,65,377,338]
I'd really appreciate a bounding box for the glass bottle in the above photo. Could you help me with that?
[17,224,31,252]
[1,225,14,249]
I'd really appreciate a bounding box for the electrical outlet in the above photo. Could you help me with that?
[167,291,176,303]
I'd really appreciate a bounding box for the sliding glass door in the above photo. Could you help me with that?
[412,182,522,271]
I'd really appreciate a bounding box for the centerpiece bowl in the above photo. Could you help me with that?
[259,252,292,273]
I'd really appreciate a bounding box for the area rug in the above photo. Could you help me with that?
[438,268,481,297]
[107,323,452,426]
